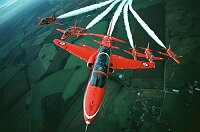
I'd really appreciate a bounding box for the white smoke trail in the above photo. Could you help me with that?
[123,2,134,48]
[109,0,128,35]
[57,0,115,19]
[86,0,122,29]
[128,0,166,48]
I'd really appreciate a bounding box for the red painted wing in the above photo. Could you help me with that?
[172,57,180,64]
[110,55,155,69]
[176,55,183,59]
[154,56,164,61]
[136,52,146,58]
[53,39,97,62]
[79,43,97,53]
[124,50,132,55]
[157,51,170,57]
[124,50,146,58]
[56,28,65,33]
[50,21,63,26]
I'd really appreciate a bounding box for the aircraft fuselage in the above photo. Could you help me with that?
[83,46,111,124]
[145,49,154,63]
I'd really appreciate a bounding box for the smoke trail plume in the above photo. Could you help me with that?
[109,0,128,35]
[123,2,134,48]
[128,0,166,48]
[57,0,115,19]
[86,0,122,29]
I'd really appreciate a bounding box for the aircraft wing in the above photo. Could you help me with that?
[124,50,146,58]
[157,51,170,57]
[79,43,97,53]
[124,50,132,56]
[56,28,65,33]
[53,39,97,62]
[172,57,180,64]
[175,55,183,59]
[51,22,63,26]
[136,52,146,58]
[110,54,155,69]
[154,56,164,61]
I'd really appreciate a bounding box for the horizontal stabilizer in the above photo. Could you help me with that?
[176,55,183,59]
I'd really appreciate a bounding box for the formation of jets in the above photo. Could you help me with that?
[124,43,164,63]
[53,23,155,125]
[37,14,183,128]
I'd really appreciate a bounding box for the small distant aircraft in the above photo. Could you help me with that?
[53,22,155,127]
[139,43,164,63]
[124,47,146,60]
[56,21,87,40]
[157,45,183,64]
[37,14,63,26]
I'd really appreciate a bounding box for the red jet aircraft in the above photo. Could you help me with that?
[56,21,87,40]
[124,47,147,60]
[139,43,164,63]
[53,24,156,127]
[37,14,63,26]
[157,45,183,64]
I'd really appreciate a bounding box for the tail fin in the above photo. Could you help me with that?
[78,16,84,27]
[147,42,150,49]
[37,17,43,20]
[168,44,171,50]
[129,47,138,51]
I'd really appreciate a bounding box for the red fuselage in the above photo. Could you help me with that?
[61,28,85,40]
[167,49,175,58]
[83,46,111,124]
[145,49,154,63]
[131,48,138,60]
[38,17,55,25]
[167,49,180,64]
[38,16,62,26]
